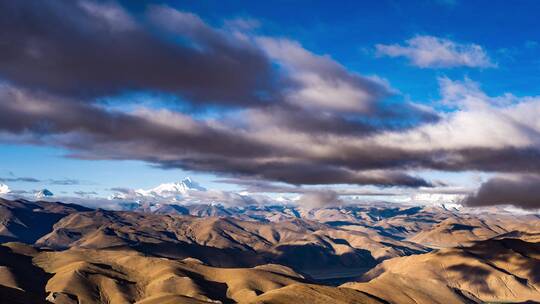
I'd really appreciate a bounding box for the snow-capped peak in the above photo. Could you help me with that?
[136,178,206,197]
[0,183,10,195]
[35,189,54,199]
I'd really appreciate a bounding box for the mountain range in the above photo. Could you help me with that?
[0,194,539,303]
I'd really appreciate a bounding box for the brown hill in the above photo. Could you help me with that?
[408,214,540,248]
[0,198,90,244]
[0,242,51,303]
[35,209,427,275]
[0,242,389,304]
[344,238,540,304]
[407,216,506,248]
[33,247,306,304]
[247,283,385,304]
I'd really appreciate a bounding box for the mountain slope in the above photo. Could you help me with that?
[33,248,306,304]
[0,242,51,304]
[248,283,385,304]
[35,209,429,276]
[0,198,91,243]
[344,238,540,304]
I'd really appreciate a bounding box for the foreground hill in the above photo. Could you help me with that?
[247,284,385,304]
[0,242,50,303]
[344,237,540,304]
[0,241,388,304]
[0,242,306,303]
[3,236,540,304]
[34,247,308,304]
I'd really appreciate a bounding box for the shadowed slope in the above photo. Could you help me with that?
[344,238,540,304]
[0,242,51,303]
[33,248,306,304]
[35,210,427,274]
[248,283,386,304]
[0,198,90,244]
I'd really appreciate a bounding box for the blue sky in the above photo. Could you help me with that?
[171,0,540,97]
[1,0,540,208]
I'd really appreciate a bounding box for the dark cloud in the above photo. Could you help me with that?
[51,179,81,186]
[463,174,540,209]
[109,187,133,195]
[0,176,40,183]
[297,190,342,209]
[0,84,272,157]
[0,1,276,106]
[0,173,81,185]
[156,158,432,187]
[6,190,31,195]
[433,148,540,173]
[0,83,433,187]
[74,190,98,197]
[5,83,540,189]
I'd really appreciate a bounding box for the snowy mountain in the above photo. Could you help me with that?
[35,189,54,199]
[0,183,10,195]
[109,177,208,204]
[135,177,206,198]
[439,202,464,211]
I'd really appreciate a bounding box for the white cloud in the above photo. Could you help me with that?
[257,37,390,113]
[108,178,279,207]
[78,0,136,32]
[370,77,540,151]
[376,35,495,68]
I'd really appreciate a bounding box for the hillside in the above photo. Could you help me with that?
[345,238,540,303]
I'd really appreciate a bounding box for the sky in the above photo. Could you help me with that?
[1,0,540,209]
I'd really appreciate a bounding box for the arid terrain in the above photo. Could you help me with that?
[0,197,539,304]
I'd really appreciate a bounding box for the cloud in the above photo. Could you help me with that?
[258,37,391,113]
[463,174,540,209]
[366,77,540,172]
[223,17,261,32]
[3,1,539,196]
[215,178,402,196]
[108,179,276,207]
[0,72,432,187]
[0,1,276,106]
[50,179,81,185]
[0,2,435,189]
[6,75,540,188]
[74,190,98,197]
[0,176,40,183]
[4,74,540,189]
[0,173,81,185]
[297,190,343,209]
[376,35,495,68]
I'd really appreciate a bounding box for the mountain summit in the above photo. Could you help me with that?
[135,177,206,198]
[108,178,208,203]
[0,183,9,195]
[35,189,54,199]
